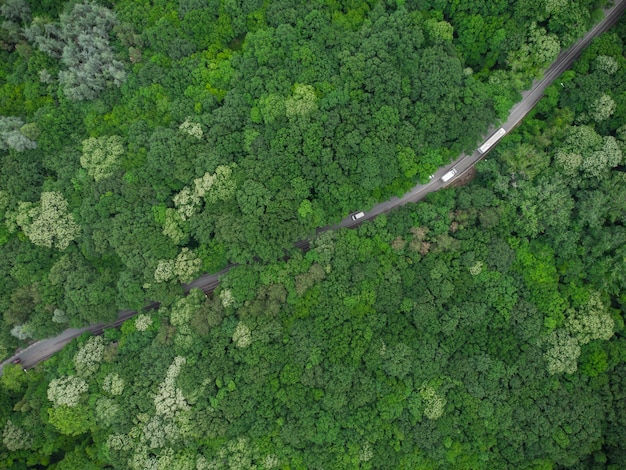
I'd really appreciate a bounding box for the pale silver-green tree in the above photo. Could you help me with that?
[469,261,484,276]
[14,191,80,250]
[0,0,31,23]
[0,116,37,151]
[138,415,182,450]
[2,419,32,451]
[358,443,373,463]
[209,436,260,470]
[173,165,236,220]
[52,308,68,323]
[80,135,124,181]
[588,94,616,122]
[23,17,64,58]
[285,84,317,119]
[543,330,581,375]
[73,335,104,376]
[58,2,126,101]
[10,324,34,340]
[102,372,125,396]
[128,444,159,470]
[47,375,88,407]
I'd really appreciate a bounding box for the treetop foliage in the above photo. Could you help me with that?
[1,0,625,467]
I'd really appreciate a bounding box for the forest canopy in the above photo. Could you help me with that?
[0,0,612,348]
[2,47,626,463]
[1,0,626,468]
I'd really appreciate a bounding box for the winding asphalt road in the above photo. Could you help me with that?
[2,0,625,374]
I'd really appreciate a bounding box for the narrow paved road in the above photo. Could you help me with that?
[2,0,625,374]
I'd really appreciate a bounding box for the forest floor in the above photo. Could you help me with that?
[451,166,477,187]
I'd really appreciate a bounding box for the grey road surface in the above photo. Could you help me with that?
[0,309,138,374]
[2,0,625,375]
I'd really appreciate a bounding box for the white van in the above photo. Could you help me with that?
[351,212,365,221]
[441,168,457,183]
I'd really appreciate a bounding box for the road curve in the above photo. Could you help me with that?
[2,1,625,375]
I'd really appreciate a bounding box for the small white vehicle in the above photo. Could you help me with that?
[351,211,365,221]
[441,168,457,183]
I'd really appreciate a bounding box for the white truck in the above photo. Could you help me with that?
[441,168,457,183]
[478,128,506,154]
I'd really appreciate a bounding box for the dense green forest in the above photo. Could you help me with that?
[2,2,626,467]
[0,0,613,353]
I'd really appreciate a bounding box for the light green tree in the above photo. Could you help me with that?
[233,322,252,348]
[582,136,622,178]
[102,372,125,396]
[48,404,94,435]
[508,23,560,74]
[13,191,80,250]
[565,292,614,345]
[80,135,124,181]
[47,375,88,407]
[173,248,202,283]
[594,55,618,74]
[134,313,153,331]
[588,94,616,122]
[553,149,582,175]
[162,208,187,244]
[179,119,203,139]
[95,397,120,426]
[424,18,454,44]
[420,385,447,420]
[73,335,104,376]
[2,419,32,451]
[285,84,317,119]
[1,363,28,392]
[254,94,285,124]
[543,330,581,375]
